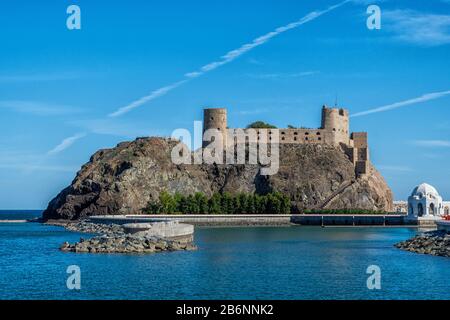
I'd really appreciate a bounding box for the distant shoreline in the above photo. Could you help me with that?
[0,220,29,223]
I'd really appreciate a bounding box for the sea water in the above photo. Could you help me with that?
[0,210,449,300]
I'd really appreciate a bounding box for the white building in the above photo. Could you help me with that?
[407,183,450,218]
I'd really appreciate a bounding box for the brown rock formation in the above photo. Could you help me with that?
[43,137,393,220]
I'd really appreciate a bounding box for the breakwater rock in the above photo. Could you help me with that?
[54,221,196,254]
[66,220,125,236]
[395,230,450,258]
[60,235,196,254]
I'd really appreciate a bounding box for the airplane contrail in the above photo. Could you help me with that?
[351,90,450,117]
[109,0,350,117]
[47,132,86,155]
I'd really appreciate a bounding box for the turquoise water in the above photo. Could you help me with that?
[0,211,449,300]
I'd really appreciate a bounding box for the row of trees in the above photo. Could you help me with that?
[143,191,291,215]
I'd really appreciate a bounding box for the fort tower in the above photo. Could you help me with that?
[203,108,227,147]
[321,106,350,146]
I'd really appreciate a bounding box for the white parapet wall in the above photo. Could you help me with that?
[122,221,194,239]
[89,215,194,241]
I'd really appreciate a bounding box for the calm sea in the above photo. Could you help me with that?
[0,210,449,300]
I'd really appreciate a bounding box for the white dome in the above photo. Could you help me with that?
[411,183,440,198]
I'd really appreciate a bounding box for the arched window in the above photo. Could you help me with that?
[445,206,449,215]
[430,203,435,215]
[418,203,424,217]
[409,204,414,216]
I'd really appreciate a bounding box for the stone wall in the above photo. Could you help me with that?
[203,105,370,177]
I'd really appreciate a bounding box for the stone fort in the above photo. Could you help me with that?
[202,106,370,177]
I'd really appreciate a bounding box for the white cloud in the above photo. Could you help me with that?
[412,140,450,148]
[247,58,264,65]
[0,72,84,83]
[0,151,79,174]
[47,133,86,155]
[0,163,77,172]
[0,100,83,116]
[108,0,350,117]
[235,108,270,116]
[245,71,320,79]
[384,9,450,46]
[70,118,164,138]
[108,80,188,117]
[350,0,388,4]
[377,165,413,172]
[351,90,450,117]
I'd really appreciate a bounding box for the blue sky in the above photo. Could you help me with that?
[1,0,450,209]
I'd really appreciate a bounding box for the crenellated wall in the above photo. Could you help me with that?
[202,105,370,177]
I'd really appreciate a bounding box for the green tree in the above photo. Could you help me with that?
[246,195,256,214]
[246,121,277,129]
[208,193,222,214]
[221,192,233,214]
[237,193,248,214]
[186,195,199,214]
[159,191,176,214]
[195,192,209,214]
[144,191,293,215]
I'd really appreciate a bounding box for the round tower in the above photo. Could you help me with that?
[321,106,350,145]
[203,108,227,147]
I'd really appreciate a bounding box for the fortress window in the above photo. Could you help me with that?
[294,132,298,135]
[333,128,336,131]
[305,137,309,141]
[294,137,297,141]
[316,132,321,135]
[217,128,221,131]
[210,117,214,120]
[305,132,309,135]
[339,109,345,116]
[281,131,285,135]
[318,137,322,141]
[281,137,285,141]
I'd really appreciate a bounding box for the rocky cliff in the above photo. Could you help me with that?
[42,137,393,220]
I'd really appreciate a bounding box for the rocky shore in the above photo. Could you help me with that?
[50,220,197,254]
[395,230,450,258]
[60,235,196,254]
